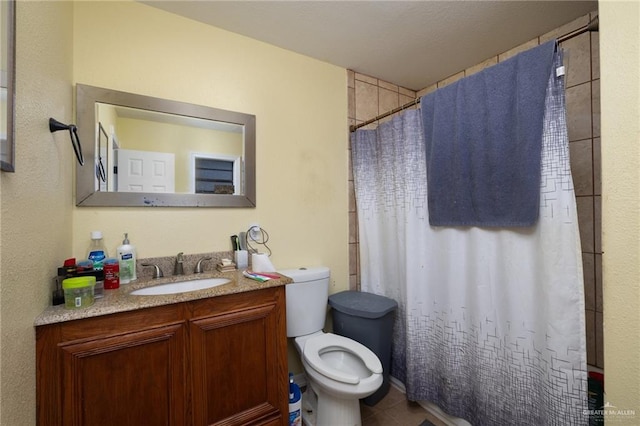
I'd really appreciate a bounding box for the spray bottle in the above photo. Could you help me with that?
[288,373,302,426]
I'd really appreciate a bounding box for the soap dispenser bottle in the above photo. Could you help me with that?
[117,233,137,284]
[87,231,108,270]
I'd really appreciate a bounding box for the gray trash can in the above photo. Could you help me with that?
[328,290,398,406]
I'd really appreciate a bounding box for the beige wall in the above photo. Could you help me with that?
[600,0,640,419]
[0,1,75,424]
[0,0,348,423]
[1,1,638,424]
[72,1,349,290]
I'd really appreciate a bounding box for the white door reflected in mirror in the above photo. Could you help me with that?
[116,149,175,193]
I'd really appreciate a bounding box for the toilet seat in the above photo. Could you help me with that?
[303,333,383,385]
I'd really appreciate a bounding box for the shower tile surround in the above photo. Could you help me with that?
[348,11,602,368]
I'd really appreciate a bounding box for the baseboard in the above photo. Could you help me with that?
[389,376,471,426]
[388,376,406,393]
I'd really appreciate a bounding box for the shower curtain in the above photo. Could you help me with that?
[351,59,587,424]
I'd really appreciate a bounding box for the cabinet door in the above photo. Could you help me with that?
[59,323,187,426]
[190,296,286,426]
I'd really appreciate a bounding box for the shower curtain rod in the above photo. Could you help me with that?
[350,16,599,133]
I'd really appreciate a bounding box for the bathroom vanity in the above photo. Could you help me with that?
[35,271,291,426]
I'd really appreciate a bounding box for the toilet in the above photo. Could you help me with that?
[281,267,383,426]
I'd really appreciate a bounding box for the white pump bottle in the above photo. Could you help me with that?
[117,233,137,284]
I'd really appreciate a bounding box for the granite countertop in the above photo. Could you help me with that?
[35,270,292,327]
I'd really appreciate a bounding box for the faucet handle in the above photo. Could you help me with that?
[174,252,185,276]
[141,263,164,279]
[194,257,212,274]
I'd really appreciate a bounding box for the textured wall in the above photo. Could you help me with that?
[0,2,74,424]
[4,1,637,422]
[600,0,640,419]
[0,0,349,421]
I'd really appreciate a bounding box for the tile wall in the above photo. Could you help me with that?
[347,11,602,368]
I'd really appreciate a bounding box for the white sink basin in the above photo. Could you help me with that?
[130,278,231,296]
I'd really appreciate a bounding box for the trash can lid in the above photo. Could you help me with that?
[328,291,398,319]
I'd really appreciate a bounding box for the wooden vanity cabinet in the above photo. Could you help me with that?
[189,288,288,426]
[36,286,288,426]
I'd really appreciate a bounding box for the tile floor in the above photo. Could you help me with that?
[360,385,445,426]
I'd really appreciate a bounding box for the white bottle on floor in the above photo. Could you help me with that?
[289,373,302,426]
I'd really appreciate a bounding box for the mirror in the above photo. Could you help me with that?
[75,84,256,207]
[1,0,15,172]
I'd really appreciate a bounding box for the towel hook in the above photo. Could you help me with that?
[49,118,84,166]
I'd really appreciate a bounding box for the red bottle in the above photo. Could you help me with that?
[103,258,120,289]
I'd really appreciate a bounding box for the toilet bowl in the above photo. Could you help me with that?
[281,267,384,426]
[297,332,383,397]
[295,332,382,425]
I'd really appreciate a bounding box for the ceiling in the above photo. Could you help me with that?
[141,1,597,91]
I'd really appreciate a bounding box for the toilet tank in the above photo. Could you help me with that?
[279,267,330,337]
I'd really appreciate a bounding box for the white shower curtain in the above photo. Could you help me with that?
[351,60,587,424]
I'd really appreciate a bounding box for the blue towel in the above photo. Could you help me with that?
[421,40,558,227]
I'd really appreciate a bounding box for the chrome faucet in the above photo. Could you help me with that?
[194,257,212,274]
[174,252,185,276]
[141,263,164,279]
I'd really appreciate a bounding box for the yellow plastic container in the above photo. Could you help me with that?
[62,276,96,309]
